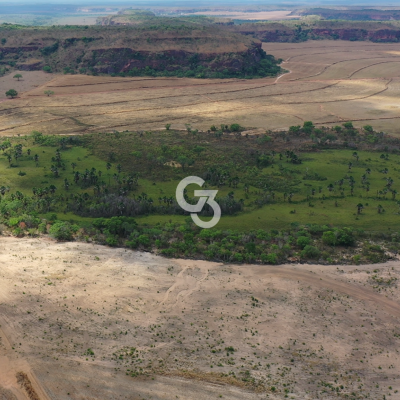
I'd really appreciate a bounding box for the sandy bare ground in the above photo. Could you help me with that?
[0,237,400,399]
[2,41,400,135]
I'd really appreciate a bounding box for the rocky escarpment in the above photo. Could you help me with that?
[85,43,267,75]
[233,21,400,43]
[0,24,281,78]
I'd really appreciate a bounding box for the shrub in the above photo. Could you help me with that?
[234,252,243,263]
[230,123,241,132]
[296,236,310,249]
[322,228,354,246]
[301,245,321,259]
[106,235,118,247]
[49,221,77,241]
[138,234,150,246]
[266,253,278,264]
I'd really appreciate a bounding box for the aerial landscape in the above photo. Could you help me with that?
[1,1,400,399]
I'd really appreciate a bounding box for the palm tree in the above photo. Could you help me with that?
[49,185,57,194]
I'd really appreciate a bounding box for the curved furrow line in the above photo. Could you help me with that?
[291,56,400,81]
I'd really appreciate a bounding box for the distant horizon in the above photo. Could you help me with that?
[2,0,400,6]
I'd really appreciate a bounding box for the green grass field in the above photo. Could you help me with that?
[1,134,399,232]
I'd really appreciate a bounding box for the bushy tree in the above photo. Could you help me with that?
[6,89,18,98]
[297,236,310,249]
[49,221,78,241]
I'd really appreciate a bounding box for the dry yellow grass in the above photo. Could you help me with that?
[1,40,400,135]
[186,11,300,20]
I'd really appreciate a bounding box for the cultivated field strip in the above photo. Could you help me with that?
[1,40,400,135]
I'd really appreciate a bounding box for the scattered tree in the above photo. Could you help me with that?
[6,89,18,98]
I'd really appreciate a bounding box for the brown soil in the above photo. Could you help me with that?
[0,237,399,399]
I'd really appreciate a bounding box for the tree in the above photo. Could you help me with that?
[289,125,301,135]
[303,121,314,134]
[177,155,193,171]
[165,123,171,130]
[356,203,363,214]
[44,90,54,97]
[333,125,342,133]
[230,123,241,132]
[343,122,354,129]
[363,125,373,132]
[5,89,18,98]
[49,221,78,241]
[43,66,52,73]
[13,74,22,81]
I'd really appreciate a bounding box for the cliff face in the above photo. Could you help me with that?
[0,25,280,78]
[235,24,400,43]
[78,43,265,74]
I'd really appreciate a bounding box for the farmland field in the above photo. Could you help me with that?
[2,41,400,136]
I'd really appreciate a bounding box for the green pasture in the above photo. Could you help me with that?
[1,140,400,232]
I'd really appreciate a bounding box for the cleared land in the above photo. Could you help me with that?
[185,11,300,20]
[0,237,399,399]
[2,41,400,136]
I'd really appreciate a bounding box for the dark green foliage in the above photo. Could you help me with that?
[40,41,59,56]
[322,228,355,246]
[297,236,310,249]
[5,89,18,98]
[301,245,321,259]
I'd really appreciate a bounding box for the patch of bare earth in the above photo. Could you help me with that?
[0,237,399,399]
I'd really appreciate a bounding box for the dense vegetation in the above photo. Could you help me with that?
[1,122,400,265]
